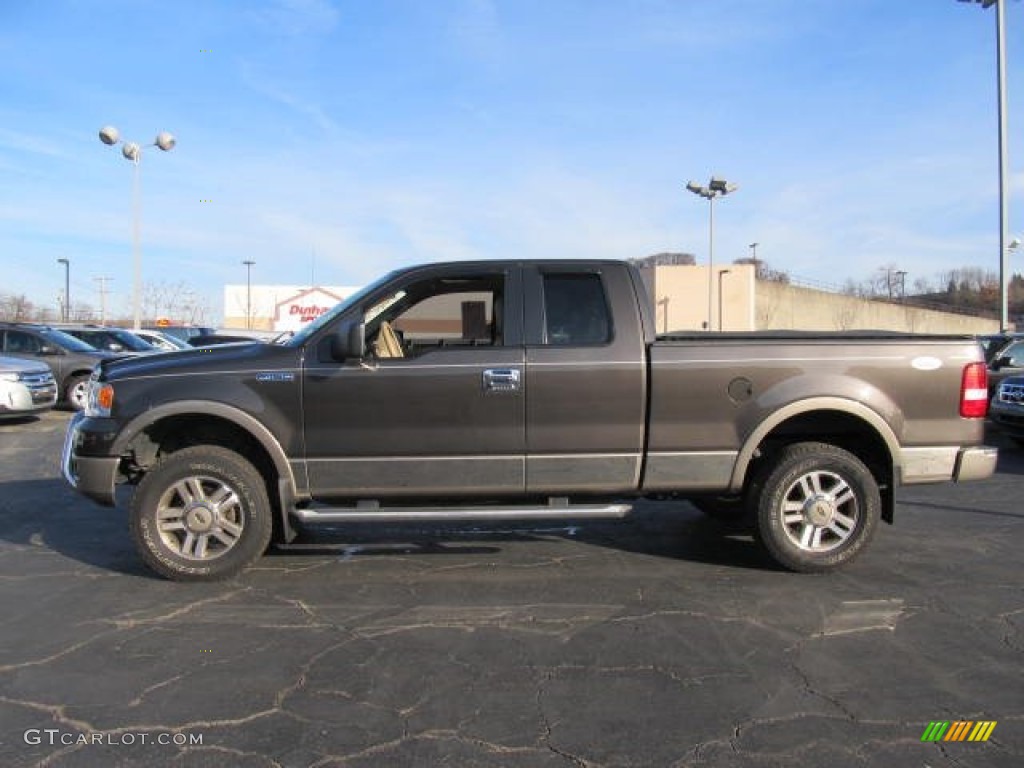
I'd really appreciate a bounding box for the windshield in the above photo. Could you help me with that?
[285,270,400,347]
[40,328,102,353]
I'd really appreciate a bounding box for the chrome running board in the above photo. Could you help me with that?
[291,501,633,524]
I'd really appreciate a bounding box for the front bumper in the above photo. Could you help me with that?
[0,381,57,416]
[989,403,1024,439]
[62,412,120,506]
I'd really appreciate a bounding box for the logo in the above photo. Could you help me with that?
[921,721,997,742]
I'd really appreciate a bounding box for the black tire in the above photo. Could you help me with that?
[64,374,90,411]
[129,446,272,581]
[752,442,880,573]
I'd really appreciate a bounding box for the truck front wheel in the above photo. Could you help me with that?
[129,446,272,581]
[753,442,880,573]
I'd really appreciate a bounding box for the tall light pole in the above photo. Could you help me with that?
[242,260,255,329]
[98,126,176,330]
[57,258,70,322]
[686,176,738,330]
[958,0,1011,330]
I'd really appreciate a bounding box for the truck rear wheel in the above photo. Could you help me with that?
[752,442,879,573]
[129,446,272,581]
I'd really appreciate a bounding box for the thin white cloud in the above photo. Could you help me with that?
[449,0,509,66]
[252,0,340,37]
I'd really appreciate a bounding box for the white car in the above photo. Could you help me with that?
[133,329,191,352]
[0,355,57,419]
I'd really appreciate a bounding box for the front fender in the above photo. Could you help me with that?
[111,400,302,497]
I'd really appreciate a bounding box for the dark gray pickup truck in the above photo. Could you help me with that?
[63,259,997,580]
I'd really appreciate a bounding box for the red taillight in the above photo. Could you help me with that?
[960,362,988,418]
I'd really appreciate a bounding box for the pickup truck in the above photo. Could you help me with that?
[62,259,997,581]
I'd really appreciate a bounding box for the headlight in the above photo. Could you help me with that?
[0,372,20,382]
[85,381,115,417]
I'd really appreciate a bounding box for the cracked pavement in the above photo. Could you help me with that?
[1,411,1021,767]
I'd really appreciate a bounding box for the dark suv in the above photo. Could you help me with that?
[0,323,120,410]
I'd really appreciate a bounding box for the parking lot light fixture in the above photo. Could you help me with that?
[957,0,1012,330]
[57,258,70,322]
[243,260,255,330]
[98,125,176,330]
[686,176,738,330]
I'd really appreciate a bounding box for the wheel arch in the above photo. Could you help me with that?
[113,401,299,504]
[731,398,900,523]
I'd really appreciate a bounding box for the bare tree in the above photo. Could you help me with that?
[733,257,790,283]
[630,252,696,268]
[0,293,34,321]
[141,280,210,325]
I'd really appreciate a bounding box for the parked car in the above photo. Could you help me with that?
[142,325,216,344]
[133,329,191,352]
[0,354,57,419]
[0,322,120,410]
[989,375,1024,447]
[978,332,1024,364]
[53,325,158,355]
[187,333,260,347]
[987,338,1024,396]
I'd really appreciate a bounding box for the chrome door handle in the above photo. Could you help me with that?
[482,368,520,392]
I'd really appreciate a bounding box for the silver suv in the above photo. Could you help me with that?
[0,354,57,419]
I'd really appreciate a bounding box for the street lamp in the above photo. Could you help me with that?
[242,260,255,330]
[957,0,1011,330]
[57,258,69,322]
[98,125,176,330]
[686,176,738,330]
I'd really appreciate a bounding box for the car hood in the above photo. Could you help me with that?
[98,341,302,381]
[0,355,52,376]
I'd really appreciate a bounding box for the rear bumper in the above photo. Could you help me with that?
[900,445,997,485]
[954,446,998,482]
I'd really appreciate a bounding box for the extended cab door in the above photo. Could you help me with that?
[301,265,526,499]
[523,264,648,494]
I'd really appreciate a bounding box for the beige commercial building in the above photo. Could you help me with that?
[641,265,998,335]
[224,266,999,336]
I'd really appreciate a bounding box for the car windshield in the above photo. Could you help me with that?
[40,328,101,353]
[285,270,399,347]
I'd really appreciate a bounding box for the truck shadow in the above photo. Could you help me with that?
[0,478,774,578]
[258,501,776,571]
[0,478,152,578]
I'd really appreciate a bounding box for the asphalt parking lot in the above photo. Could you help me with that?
[1,410,1022,768]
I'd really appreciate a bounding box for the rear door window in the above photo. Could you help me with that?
[542,273,611,346]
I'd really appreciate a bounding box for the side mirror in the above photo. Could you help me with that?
[38,344,60,356]
[994,355,1011,370]
[331,321,365,361]
[108,343,125,353]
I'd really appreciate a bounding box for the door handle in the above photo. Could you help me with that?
[482,368,520,392]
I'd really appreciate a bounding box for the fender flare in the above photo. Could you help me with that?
[729,396,901,492]
[111,400,300,496]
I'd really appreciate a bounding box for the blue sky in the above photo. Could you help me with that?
[1,0,1021,322]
